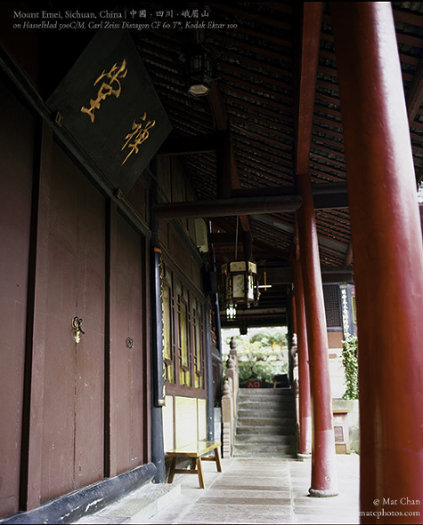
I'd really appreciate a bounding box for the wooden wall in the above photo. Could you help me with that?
[0,81,151,518]
[156,156,202,290]
[0,72,35,519]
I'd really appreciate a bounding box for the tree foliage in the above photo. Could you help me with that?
[342,336,359,400]
[225,329,288,387]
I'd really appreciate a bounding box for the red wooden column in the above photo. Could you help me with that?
[293,243,312,456]
[297,173,338,496]
[331,3,423,522]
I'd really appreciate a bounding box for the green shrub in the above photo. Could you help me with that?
[223,329,288,387]
[342,336,359,400]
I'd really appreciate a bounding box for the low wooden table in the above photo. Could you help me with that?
[166,440,222,488]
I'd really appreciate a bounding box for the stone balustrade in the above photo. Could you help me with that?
[221,337,239,457]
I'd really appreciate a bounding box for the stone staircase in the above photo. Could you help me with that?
[233,388,297,457]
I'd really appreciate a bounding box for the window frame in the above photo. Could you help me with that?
[161,260,206,398]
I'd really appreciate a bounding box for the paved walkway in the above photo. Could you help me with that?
[76,454,359,524]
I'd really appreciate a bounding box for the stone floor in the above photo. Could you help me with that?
[75,454,360,524]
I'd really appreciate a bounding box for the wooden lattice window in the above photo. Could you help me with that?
[162,260,206,395]
[177,290,191,387]
[323,285,342,329]
[192,301,204,389]
[162,280,174,383]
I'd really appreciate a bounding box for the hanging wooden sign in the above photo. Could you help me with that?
[47,30,172,193]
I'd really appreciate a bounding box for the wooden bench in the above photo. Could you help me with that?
[166,440,222,488]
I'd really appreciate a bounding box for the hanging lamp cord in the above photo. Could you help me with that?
[234,216,239,260]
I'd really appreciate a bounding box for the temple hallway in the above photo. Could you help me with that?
[77,454,359,524]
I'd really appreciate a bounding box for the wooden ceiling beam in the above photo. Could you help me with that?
[231,183,348,209]
[296,2,324,174]
[153,194,302,219]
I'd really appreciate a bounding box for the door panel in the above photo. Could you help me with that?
[39,141,105,502]
[0,82,34,518]
[73,175,105,489]
[109,212,145,475]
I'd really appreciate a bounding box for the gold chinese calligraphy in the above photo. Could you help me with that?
[81,59,128,123]
[121,112,156,165]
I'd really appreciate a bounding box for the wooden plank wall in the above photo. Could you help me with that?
[0,81,151,517]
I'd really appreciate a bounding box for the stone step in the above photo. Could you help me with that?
[236,424,296,436]
[238,388,293,397]
[237,408,295,417]
[234,433,296,445]
[74,483,181,524]
[233,443,296,457]
[235,388,296,456]
[238,389,293,398]
[238,398,295,408]
[237,396,294,404]
[236,416,296,426]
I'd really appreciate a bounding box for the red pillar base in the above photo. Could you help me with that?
[309,428,339,497]
[309,488,339,498]
[297,453,311,461]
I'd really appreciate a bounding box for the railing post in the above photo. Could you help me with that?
[225,356,237,419]
[229,337,239,407]
[220,336,239,458]
[221,378,233,457]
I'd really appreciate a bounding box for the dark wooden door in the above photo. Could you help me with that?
[109,211,145,476]
[35,140,105,503]
[0,82,34,518]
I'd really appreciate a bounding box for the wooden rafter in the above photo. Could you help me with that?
[208,80,250,231]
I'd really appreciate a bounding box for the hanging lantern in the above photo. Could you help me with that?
[226,303,237,320]
[221,260,260,316]
[187,44,213,97]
